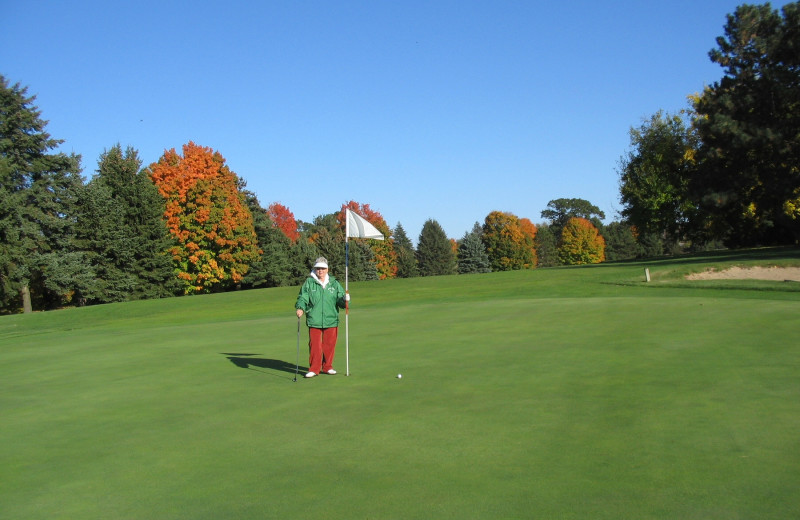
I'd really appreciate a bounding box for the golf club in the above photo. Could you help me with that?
[293,315,300,382]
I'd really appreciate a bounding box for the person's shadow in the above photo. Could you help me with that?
[222,353,305,379]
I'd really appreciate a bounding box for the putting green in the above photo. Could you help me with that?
[2,249,799,519]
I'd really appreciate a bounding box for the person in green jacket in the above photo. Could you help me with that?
[295,257,349,378]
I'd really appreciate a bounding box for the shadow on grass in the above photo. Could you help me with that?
[222,353,305,379]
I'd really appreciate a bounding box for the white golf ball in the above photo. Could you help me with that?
[397,374,402,379]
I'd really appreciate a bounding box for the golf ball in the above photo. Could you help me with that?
[397,374,402,379]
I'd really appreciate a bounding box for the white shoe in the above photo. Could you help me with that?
[305,371,317,378]
[325,369,337,375]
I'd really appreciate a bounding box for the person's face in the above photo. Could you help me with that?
[316,267,328,278]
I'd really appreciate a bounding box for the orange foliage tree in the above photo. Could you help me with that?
[268,202,299,242]
[338,201,397,279]
[558,217,606,265]
[482,211,536,270]
[148,142,260,293]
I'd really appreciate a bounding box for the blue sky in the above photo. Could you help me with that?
[3,1,791,242]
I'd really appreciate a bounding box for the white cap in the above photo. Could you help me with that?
[313,257,329,269]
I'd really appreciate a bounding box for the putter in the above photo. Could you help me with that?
[293,315,301,382]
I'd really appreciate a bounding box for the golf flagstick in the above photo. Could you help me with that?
[345,224,350,376]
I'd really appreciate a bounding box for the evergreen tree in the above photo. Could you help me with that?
[457,223,491,274]
[0,76,85,312]
[691,2,800,246]
[393,222,419,278]
[602,221,643,261]
[76,145,177,303]
[533,223,559,267]
[416,219,456,276]
[241,191,293,288]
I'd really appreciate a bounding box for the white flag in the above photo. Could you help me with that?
[346,209,384,240]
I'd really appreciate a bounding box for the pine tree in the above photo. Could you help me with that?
[0,76,85,312]
[416,219,456,276]
[393,222,419,278]
[241,191,293,288]
[533,224,559,267]
[457,223,491,274]
[76,145,177,303]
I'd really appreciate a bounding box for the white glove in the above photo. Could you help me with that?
[345,293,350,302]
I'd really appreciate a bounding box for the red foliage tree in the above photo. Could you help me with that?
[267,202,299,242]
[148,142,260,293]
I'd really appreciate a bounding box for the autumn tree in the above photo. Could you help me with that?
[691,2,800,246]
[559,217,606,265]
[147,142,260,294]
[417,219,456,276]
[0,76,85,313]
[268,202,299,242]
[481,211,536,271]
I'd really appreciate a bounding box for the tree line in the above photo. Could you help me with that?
[2,2,797,313]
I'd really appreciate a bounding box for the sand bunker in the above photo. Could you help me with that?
[686,266,800,282]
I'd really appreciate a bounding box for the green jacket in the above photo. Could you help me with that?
[295,273,346,329]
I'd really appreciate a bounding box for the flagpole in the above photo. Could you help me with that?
[345,210,350,376]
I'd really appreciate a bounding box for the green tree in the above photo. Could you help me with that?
[393,222,419,278]
[458,223,491,274]
[0,76,85,313]
[533,223,559,267]
[416,219,456,276]
[541,198,605,238]
[241,191,293,288]
[602,221,643,261]
[76,145,177,303]
[618,111,697,248]
[691,2,800,246]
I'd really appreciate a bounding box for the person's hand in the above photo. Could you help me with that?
[296,308,303,318]
[345,293,350,302]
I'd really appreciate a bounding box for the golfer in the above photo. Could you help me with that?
[295,257,349,378]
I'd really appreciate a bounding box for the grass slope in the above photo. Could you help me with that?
[2,248,799,519]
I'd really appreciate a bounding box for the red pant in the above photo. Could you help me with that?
[308,327,338,374]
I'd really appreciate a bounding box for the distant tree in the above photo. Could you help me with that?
[481,211,535,271]
[267,202,299,242]
[533,223,559,267]
[289,237,320,286]
[618,111,697,249]
[241,192,293,288]
[541,198,605,238]
[76,144,177,303]
[393,222,419,278]
[0,76,85,313]
[559,217,606,265]
[602,221,643,261]
[458,223,491,274]
[417,219,456,276]
[691,2,800,246]
[147,142,260,294]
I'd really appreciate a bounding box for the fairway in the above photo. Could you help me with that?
[2,249,799,519]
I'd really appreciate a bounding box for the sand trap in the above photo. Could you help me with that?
[686,266,800,282]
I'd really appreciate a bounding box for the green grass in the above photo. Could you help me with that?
[2,248,799,519]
